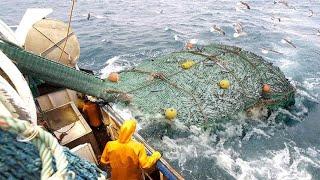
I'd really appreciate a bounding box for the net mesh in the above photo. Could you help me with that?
[0,39,295,128]
[112,44,295,127]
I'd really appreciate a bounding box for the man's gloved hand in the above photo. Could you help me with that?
[152,151,161,160]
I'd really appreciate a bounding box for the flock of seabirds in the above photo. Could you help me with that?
[85,0,319,56]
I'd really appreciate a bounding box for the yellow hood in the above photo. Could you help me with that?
[118,119,137,143]
[100,118,162,179]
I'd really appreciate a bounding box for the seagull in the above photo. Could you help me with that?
[316,29,320,36]
[281,38,296,48]
[274,0,296,10]
[235,1,250,12]
[233,22,247,38]
[240,1,250,9]
[308,9,314,17]
[210,25,225,35]
[87,12,91,20]
[261,47,282,55]
[271,16,281,22]
[185,39,198,50]
[274,0,288,7]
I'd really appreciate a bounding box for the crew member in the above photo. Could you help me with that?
[82,100,102,127]
[100,119,161,180]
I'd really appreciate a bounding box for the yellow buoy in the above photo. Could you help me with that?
[165,108,177,120]
[181,60,195,70]
[219,79,230,89]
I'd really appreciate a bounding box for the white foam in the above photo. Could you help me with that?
[209,139,314,179]
[99,56,125,79]
[242,127,271,141]
[94,15,106,19]
[152,114,320,179]
[275,58,298,70]
[189,39,198,44]
[233,32,247,38]
[174,34,179,41]
[303,77,320,91]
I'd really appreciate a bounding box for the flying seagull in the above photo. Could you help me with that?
[235,1,250,12]
[240,1,250,9]
[261,47,283,55]
[274,0,296,10]
[271,16,281,22]
[308,9,314,17]
[281,38,296,48]
[233,22,247,38]
[210,25,225,35]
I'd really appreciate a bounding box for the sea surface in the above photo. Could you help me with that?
[1,0,320,179]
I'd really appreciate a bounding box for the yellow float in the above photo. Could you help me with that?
[181,60,195,70]
[165,108,177,120]
[219,79,230,89]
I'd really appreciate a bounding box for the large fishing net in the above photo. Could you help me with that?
[0,39,295,128]
[111,44,295,128]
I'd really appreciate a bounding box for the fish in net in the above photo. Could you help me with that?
[109,44,295,129]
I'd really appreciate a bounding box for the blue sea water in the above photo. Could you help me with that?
[1,0,320,179]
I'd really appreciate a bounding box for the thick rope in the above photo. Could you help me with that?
[31,26,72,58]
[0,116,71,179]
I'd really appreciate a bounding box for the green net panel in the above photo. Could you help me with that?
[0,39,294,128]
[112,44,295,127]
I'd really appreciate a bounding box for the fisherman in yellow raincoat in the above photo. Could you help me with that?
[100,119,161,180]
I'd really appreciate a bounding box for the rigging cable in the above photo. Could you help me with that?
[58,0,76,64]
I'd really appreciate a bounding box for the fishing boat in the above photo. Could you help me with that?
[0,8,183,180]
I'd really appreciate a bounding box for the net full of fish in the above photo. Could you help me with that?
[110,43,295,129]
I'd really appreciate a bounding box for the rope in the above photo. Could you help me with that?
[121,50,258,122]
[186,50,257,100]
[31,26,72,58]
[58,0,76,63]
[216,46,288,86]
[0,116,71,180]
[122,65,210,122]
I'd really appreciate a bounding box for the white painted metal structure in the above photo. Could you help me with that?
[0,51,37,124]
[15,8,53,46]
[0,9,54,124]
[0,19,18,44]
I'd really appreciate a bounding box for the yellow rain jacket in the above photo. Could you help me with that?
[101,119,161,180]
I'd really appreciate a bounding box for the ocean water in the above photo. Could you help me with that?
[1,0,320,179]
